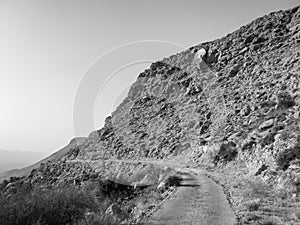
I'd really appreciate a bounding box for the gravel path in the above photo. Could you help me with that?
[142,168,236,225]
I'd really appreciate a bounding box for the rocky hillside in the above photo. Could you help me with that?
[0,137,86,181]
[72,5,300,171]
[4,5,299,184]
[1,5,300,224]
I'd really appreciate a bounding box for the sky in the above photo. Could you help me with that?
[0,0,299,154]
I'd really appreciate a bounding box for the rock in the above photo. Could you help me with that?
[244,34,255,44]
[288,6,300,30]
[250,43,261,51]
[206,49,219,64]
[259,119,274,131]
[131,174,153,188]
[3,182,14,192]
[239,47,248,54]
[228,65,240,77]
[254,164,268,176]
[157,181,166,190]
[253,36,267,44]
[275,92,295,109]
[196,48,207,60]
[106,203,129,221]
[241,105,251,116]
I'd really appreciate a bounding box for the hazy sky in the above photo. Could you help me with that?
[0,0,298,154]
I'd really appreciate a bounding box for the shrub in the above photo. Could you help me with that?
[214,142,238,163]
[165,175,182,187]
[260,132,276,147]
[0,176,161,225]
[243,179,271,199]
[0,179,9,191]
[74,213,119,225]
[276,146,300,170]
[245,201,261,211]
[260,219,278,225]
[276,92,295,109]
[0,185,98,225]
[95,179,136,201]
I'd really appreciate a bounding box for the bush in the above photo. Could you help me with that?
[276,146,300,170]
[276,92,295,109]
[74,213,119,225]
[0,175,163,225]
[0,185,98,225]
[214,142,238,163]
[165,175,182,187]
[243,179,271,199]
[260,219,278,225]
[95,179,136,201]
[245,201,261,211]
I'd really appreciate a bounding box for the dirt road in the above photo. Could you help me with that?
[73,158,237,224]
[142,168,236,225]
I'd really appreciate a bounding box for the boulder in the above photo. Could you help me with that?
[196,48,207,60]
[259,119,274,131]
[228,65,240,77]
[157,181,166,190]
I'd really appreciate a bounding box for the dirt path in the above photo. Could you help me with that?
[142,168,236,225]
[72,159,236,224]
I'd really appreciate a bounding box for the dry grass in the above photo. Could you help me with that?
[207,163,300,225]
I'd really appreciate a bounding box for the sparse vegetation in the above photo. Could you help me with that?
[74,213,119,225]
[276,91,295,109]
[245,201,261,211]
[0,177,140,225]
[0,183,103,225]
[213,143,238,164]
[243,179,271,199]
[209,163,300,225]
[276,145,300,170]
[0,172,177,225]
[260,219,279,225]
[164,175,182,187]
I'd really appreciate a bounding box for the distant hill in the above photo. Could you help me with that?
[0,149,45,173]
[0,137,87,181]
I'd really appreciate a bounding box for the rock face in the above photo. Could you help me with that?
[72,5,300,173]
[4,6,300,191]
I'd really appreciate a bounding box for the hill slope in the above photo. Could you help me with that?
[0,137,86,180]
[1,5,300,224]
[72,5,300,171]
[4,5,300,187]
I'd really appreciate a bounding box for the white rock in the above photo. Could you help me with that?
[196,48,207,59]
[157,181,166,190]
[259,119,274,130]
